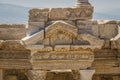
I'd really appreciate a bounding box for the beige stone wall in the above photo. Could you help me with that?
[0,24,26,40]
[92,20,119,39]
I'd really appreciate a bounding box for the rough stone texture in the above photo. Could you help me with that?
[92,21,99,37]
[49,7,93,20]
[92,20,119,39]
[99,21,118,39]
[0,24,26,40]
[29,8,49,22]
[1,0,120,80]
[77,21,92,30]
[28,22,45,35]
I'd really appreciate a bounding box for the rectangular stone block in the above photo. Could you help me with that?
[49,7,93,20]
[91,21,99,37]
[99,22,118,39]
[77,21,92,30]
[0,24,26,40]
[29,8,49,22]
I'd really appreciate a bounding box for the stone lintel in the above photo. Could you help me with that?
[32,60,93,70]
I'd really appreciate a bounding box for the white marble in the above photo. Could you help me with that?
[80,70,95,80]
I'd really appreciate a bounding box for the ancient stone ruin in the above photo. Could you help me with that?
[0,0,120,80]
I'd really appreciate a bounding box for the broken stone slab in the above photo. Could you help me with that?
[98,20,118,39]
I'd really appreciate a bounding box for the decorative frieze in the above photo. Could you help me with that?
[0,59,31,69]
[32,51,94,60]
[0,50,30,59]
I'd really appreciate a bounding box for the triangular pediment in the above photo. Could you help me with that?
[45,21,78,38]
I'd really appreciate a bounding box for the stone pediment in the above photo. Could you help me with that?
[45,21,78,38]
[22,21,78,45]
[22,20,104,49]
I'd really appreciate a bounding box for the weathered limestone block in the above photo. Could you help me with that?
[49,7,93,20]
[92,60,120,74]
[78,34,104,48]
[1,40,25,50]
[28,22,45,35]
[0,59,31,69]
[94,49,118,59]
[91,21,99,37]
[0,24,26,40]
[77,20,92,34]
[77,21,92,30]
[29,8,49,22]
[98,20,118,39]
[22,30,44,45]
[0,50,30,59]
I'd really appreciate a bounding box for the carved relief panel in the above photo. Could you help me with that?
[50,30,73,45]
